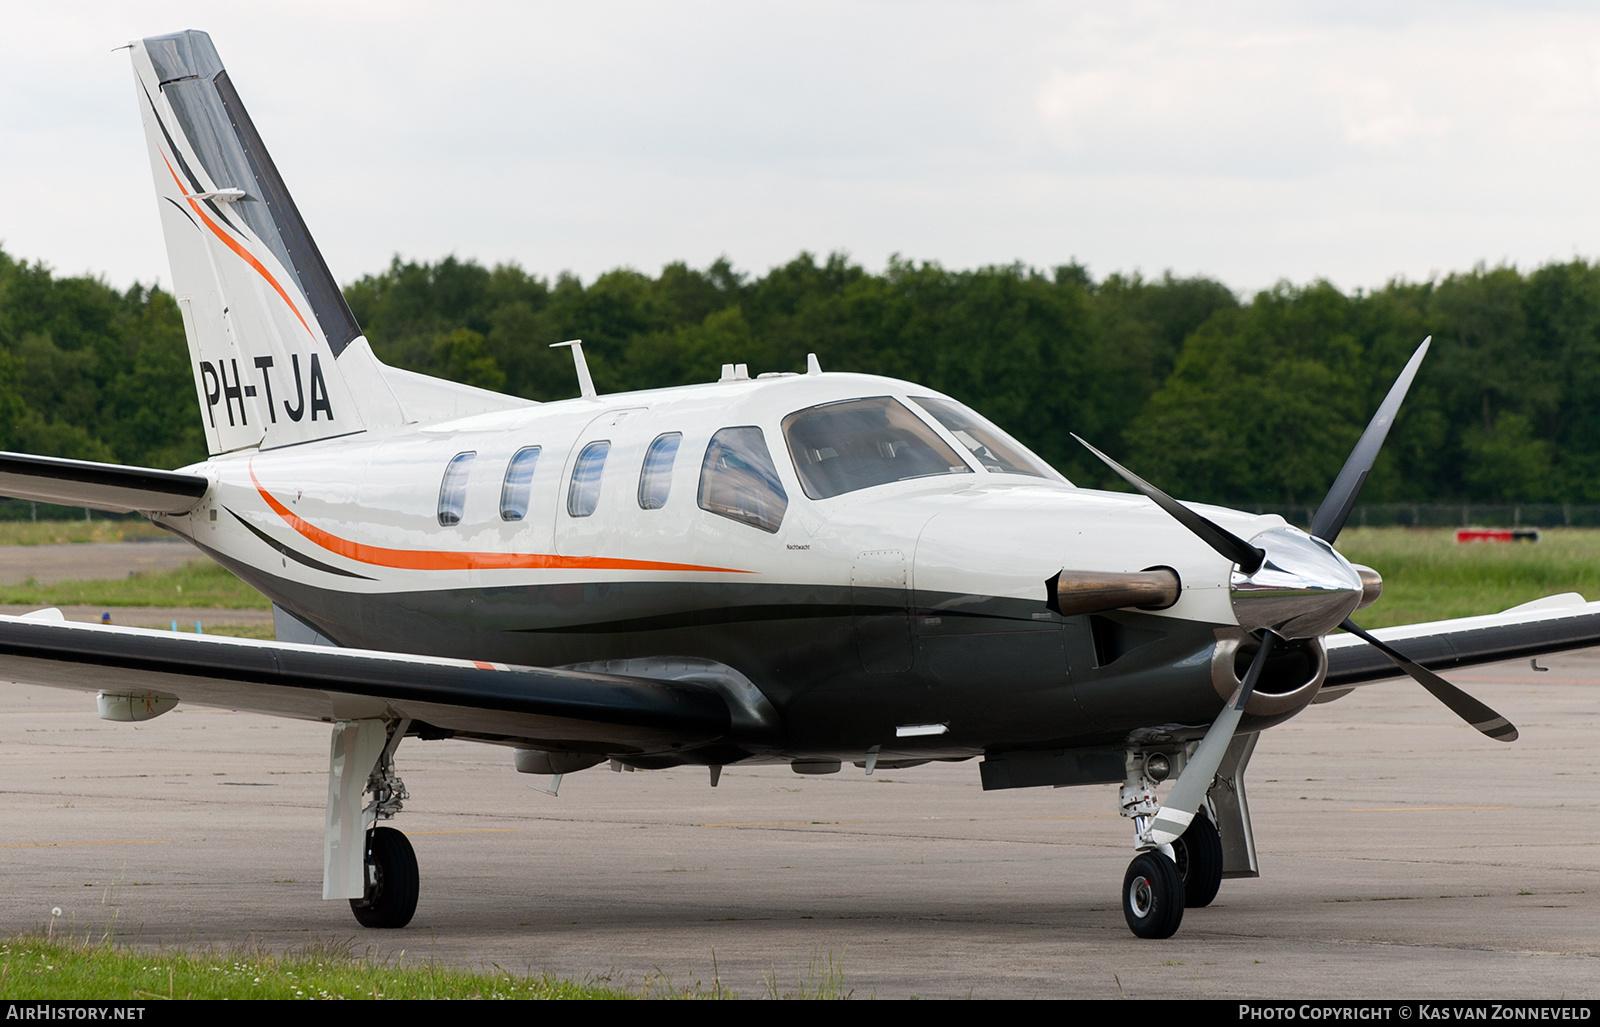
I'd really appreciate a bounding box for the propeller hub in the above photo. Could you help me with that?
[1229,526,1364,639]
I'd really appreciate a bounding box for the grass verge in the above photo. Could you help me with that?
[1336,527,1600,628]
[0,932,724,999]
[0,520,169,545]
[0,561,269,609]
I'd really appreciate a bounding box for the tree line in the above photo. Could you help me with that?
[4,243,1599,504]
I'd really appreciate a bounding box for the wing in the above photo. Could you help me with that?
[0,451,207,514]
[0,613,730,754]
[1322,593,1600,696]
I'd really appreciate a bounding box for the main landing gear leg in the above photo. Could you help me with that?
[323,717,417,929]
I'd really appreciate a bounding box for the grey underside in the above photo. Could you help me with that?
[200,541,1233,761]
[205,523,1600,764]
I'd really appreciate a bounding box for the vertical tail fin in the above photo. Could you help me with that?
[131,30,404,454]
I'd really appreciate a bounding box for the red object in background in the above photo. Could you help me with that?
[1456,529,1541,543]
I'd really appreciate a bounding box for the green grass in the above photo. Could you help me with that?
[0,933,723,999]
[0,520,169,545]
[0,560,269,609]
[1336,527,1600,628]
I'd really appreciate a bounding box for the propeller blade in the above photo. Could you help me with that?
[1341,618,1518,742]
[1144,632,1277,846]
[1310,337,1431,544]
[1073,434,1264,574]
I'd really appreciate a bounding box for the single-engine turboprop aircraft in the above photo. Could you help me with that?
[2,30,1598,940]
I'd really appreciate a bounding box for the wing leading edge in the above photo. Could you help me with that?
[0,452,207,514]
[0,614,730,753]
[1324,594,1600,691]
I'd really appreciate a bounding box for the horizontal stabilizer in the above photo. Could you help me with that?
[0,452,208,514]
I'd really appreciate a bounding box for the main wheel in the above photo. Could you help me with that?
[1123,851,1184,939]
[1172,808,1224,908]
[350,826,418,929]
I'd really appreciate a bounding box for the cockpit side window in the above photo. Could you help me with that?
[909,396,1060,479]
[782,396,971,500]
[698,427,788,533]
[637,433,682,510]
[499,446,541,521]
[567,441,610,518]
[437,451,476,526]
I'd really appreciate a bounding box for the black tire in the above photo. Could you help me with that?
[1172,808,1224,908]
[349,826,418,929]
[1123,851,1184,939]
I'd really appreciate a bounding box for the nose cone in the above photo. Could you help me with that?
[1229,527,1363,638]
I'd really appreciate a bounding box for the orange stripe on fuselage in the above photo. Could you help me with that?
[248,463,750,575]
[159,150,316,340]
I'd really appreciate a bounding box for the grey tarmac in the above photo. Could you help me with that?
[0,649,1594,1000]
[0,540,201,585]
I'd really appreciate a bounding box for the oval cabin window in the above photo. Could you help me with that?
[567,441,610,517]
[637,433,682,510]
[499,446,541,521]
[437,451,476,526]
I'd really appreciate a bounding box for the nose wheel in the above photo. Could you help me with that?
[1123,851,1184,939]
[350,826,418,928]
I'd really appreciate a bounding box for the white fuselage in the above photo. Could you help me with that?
[152,371,1299,763]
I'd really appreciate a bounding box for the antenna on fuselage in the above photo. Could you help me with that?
[806,353,822,376]
[550,340,597,399]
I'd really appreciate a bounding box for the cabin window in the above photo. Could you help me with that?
[437,451,476,526]
[567,441,610,517]
[698,427,788,533]
[909,396,1057,478]
[638,433,682,510]
[781,396,970,500]
[499,446,541,521]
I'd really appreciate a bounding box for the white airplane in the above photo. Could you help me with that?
[1,29,1595,940]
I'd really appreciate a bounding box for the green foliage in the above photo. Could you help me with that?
[349,252,1233,486]
[14,240,1600,503]
[0,252,204,468]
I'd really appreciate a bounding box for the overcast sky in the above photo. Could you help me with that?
[6,1,1600,297]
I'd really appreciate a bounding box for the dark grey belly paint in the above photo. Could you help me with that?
[193,539,1230,761]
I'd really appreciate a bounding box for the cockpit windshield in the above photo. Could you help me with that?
[909,396,1062,480]
[782,396,972,499]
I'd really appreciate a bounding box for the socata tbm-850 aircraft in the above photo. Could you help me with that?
[2,30,1597,940]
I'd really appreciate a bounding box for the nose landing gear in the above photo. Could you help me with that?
[1118,740,1248,936]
